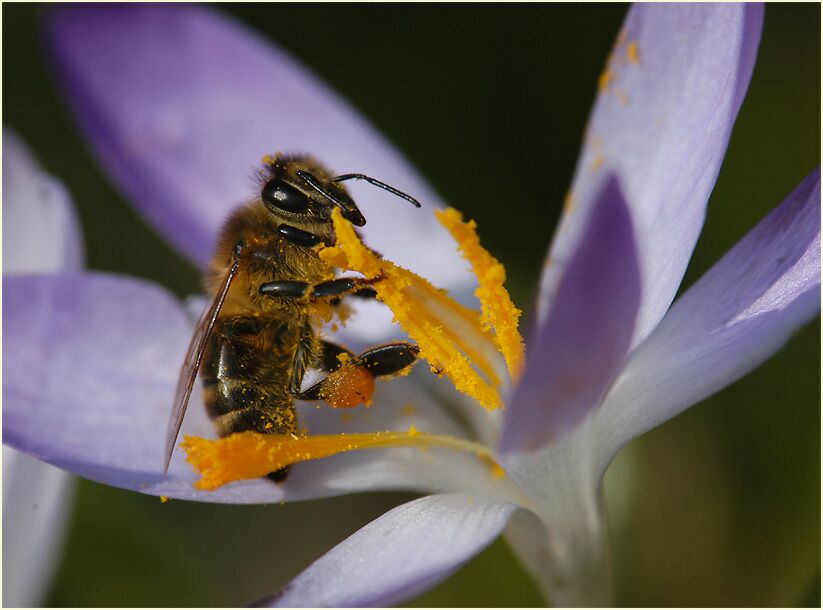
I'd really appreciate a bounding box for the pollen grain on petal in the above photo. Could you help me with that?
[615,89,630,106]
[182,430,501,490]
[598,69,614,93]
[563,191,576,214]
[626,41,640,65]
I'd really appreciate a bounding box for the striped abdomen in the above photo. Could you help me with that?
[201,314,305,438]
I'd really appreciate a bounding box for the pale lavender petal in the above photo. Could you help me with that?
[595,168,821,472]
[265,493,517,607]
[47,5,469,295]
[3,273,206,495]
[287,368,523,503]
[539,4,764,347]
[501,176,641,452]
[1,272,264,503]
[2,447,74,607]
[501,419,609,607]
[3,128,79,605]
[3,128,84,273]
[4,274,514,504]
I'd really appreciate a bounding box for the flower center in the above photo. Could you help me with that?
[182,206,524,489]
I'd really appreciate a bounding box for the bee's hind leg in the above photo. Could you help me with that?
[295,341,420,402]
[354,343,420,377]
[315,340,355,372]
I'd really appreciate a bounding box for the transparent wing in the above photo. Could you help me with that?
[164,259,240,471]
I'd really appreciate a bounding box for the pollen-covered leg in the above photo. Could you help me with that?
[295,342,420,408]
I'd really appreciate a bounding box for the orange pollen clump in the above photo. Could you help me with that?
[318,363,375,408]
[182,430,505,491]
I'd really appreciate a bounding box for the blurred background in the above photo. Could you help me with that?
[3,3,819,606]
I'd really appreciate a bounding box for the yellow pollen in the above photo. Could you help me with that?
[262,154,276,165]
[626,41,640,64]
[598,69,614,93]
[318,362,375,408]
[563,191,576,214]
[182,430,503,490]
[159,496,169,503]
[320,208,508,411]
[435,208,525,381]
[590,155,605,170]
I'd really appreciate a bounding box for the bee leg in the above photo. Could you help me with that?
[355,342,420,377]
[316,340,355,372]
[287,339,351,400]
[294,342,420,401]
[309,278,379,299]
[259,278,377,300]
[259,280,311,299]
[277,224,324,248]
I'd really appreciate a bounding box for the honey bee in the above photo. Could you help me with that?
[165,155,421,481]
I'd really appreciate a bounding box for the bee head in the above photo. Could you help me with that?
[259,154,421,233]
[260,157,366,227]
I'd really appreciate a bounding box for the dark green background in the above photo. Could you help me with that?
[3,3,820,606]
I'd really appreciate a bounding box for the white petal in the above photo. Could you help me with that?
[2,447,74,607]
[502,417,610,607]
[2,128,84,273]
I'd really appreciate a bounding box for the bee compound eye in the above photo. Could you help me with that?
[262,179,309,213]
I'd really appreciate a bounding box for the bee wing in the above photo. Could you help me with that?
[164,259,241,472]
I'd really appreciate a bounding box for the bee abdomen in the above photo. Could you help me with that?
[201,318,299,440]
[211,402,298,437]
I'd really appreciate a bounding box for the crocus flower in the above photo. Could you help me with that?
[4,3,819,607]
[3,128,80,606]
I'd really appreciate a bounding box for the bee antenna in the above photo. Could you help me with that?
[296,170,347,210]
[332,174,422,208]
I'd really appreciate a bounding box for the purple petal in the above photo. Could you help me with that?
[501,176,641,452]
[595,168,821,470]
[3,128,84,273]
[539,4,764,347]
[2,447,75,606]
[1,272,264,503]
[3,274,512,504]
[264,493,516,607]
[47,5,470,292]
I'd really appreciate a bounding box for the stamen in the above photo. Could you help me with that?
[320,209,504,410]
[182,429,505,490]
[435,208,525,381]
